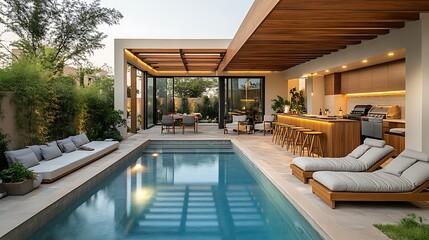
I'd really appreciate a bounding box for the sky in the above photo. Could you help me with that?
[85,0,254,68]
[1,0,253,68]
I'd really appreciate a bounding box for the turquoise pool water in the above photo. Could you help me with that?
[30,141,322,240]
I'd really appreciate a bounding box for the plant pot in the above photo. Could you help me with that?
[33,174,43,188]
[1,179,34,195]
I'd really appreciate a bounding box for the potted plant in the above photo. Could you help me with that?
[271,95,291,113]
[289,87,306,113]
[0,162,36,195]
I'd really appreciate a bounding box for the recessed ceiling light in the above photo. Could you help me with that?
[362,59,368,63]
[342,65,347,69]
[388,52,394,56]
[325,70,330,73]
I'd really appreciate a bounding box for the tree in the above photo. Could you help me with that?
[174,77,217,98]
[0,0,123,75]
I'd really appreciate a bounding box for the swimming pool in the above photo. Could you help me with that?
[30,141,322,240]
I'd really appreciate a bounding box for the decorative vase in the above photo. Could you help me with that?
[1,179,34,195]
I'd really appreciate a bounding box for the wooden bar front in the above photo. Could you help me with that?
[277,114,361,157]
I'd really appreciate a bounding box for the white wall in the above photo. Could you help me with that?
[264,72,287,115]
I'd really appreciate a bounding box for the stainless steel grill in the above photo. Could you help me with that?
[361,105,401,139]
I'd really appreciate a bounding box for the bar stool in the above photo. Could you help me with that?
[286,126,304,150]
[301,131,324,157]
[276,123,289,145]
[280,124,294,147]
[271,121,281,143]
[293,128,313,155]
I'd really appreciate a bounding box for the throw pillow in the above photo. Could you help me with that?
[27,145,46,161]
[56,138,73,152]
[71,137,84,148]
[78,133,90,144]
[63,142,77,153]
[15,152,40,168]
[348,144,371,159]
[4,148,34,166]
[41,145,63,160]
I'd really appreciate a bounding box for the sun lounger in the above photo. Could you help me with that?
[310,149,429,208]
[290,138,394,183]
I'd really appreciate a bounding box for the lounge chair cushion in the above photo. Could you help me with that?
[400,149,429,162]
[382,156,417,176]
[293,156,367,172]
[41,145,63,160]
[4,148,34,166]
[356,145,394,169]
[401,161,429,188]
[313,171,413,192]
[363,138,386,148]
[15,152,40,168]
[27,145,46,161]
[348,145,370,158]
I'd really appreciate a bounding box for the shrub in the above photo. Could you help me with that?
[0,132,9,171]
[0,162,35,183]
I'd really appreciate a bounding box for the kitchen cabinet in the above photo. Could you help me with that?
[358,67,373,93]
[341,72,348,94]
[383,120,405,157]
[388,60,406,91]
[347,70,359,93]
[324,73,341,95]
[372,64,388,91]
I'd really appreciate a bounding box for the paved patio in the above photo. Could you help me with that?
[0,124,428,239]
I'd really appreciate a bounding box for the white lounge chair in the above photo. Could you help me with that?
[224,115,247,134]
[254,115,275,135]
[290,138,394,183]
[310,149,429,208]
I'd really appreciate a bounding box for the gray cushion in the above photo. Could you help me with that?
[63,142,77,153]
[357,145,394,169]
[15,152,40,168]
[348,144,370,158]
[399,149,429,162]
[382,156,417,176]
[41,145,63,160]
[363,138,386,148]
[292,156,367,172]
[401,161,429,188]
[4,148,34,166]
[78,133,90,144]
[47,141,58,147]
[57,138,73,152]
[71,137,84,148]
[27,145,46,161]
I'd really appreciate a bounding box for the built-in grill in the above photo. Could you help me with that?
[361,105,401,139]
[347,105,372,120]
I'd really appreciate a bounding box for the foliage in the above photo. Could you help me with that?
[374,213,429,240]
[289,87,305,113]
[0,59,51,144]
[0,162,35,183]
[0,132,9,171]
[180,97,190,114]
[0,0,123,75]
[79,77,126,141]
[197,96,218,120]
[271,95,290,113]
[174,77,217,98]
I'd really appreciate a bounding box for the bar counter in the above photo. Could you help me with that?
[276,114,361,157]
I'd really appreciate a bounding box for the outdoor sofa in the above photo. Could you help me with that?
[290,138,394,183]
[5,134,119,183]
[310,149,429,208]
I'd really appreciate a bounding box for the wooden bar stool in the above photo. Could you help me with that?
[286,126,304,150]
[301,131,324,157]
[276,123,289,145]
[280,124,294,148]
[271,121,281,143]
[293,128,313,155]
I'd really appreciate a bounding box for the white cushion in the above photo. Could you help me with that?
[293,156,367,172]
[232,115,247,123]
[382,156,417,176]
[348,145,370,158]
[313,171,412,192]
[401,161,429,188]
[363,138,386,148]
[15,152,40,168]
[356,145,394,169]
[263,115,275,122]
[399,149,429,162]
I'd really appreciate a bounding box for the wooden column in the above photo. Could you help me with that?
[140,71,146,130]
[130,67,137,133]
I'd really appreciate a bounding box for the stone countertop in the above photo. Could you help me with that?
[275,113,358,123]
[383,119,406,124]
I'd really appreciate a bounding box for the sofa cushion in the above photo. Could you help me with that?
[399,149,429,162]
[71,137,84,148]
[78,133,90,144]
[41,145,63,160]
[47,141,58,147]
[63,142,77,153]
[382,156,417,176]
[363,138,386,148]
[4,148,34,166]
[15,152,40,168]
[401,161,429,188]
[57,138,73,152]
[348,144,370,159]
[27,145,46,161]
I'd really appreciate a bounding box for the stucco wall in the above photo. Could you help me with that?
[264,72,287,115]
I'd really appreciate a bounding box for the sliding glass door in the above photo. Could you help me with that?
[146,75,155,128]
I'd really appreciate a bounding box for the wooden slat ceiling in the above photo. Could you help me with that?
[129,49,226,71]
[224,0,429,71]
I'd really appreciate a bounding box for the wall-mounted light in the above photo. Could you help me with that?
[325,70,330,73]
[342,65,347,69]
[388,52,394,56]
[362,59,368,63]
